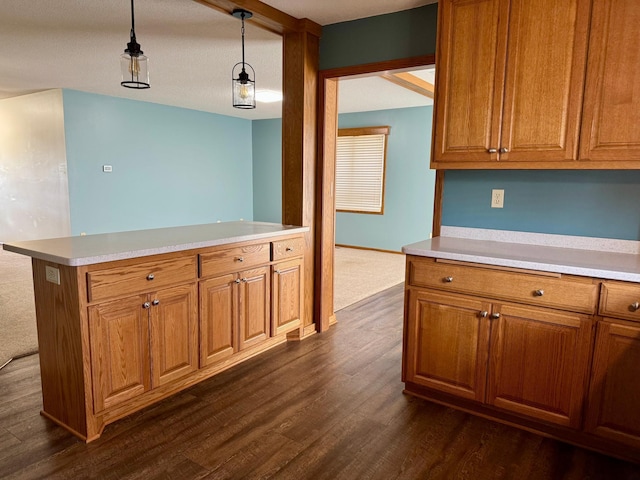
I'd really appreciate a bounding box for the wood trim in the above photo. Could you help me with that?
[317,54,436,333]
[434,258,563,278]
[432,170,444,237]
[338,126,390,136]
[380,72,434,99]
[335,244,403,255]
[194,0,321,36]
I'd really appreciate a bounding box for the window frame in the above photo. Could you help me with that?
[335,125,390,215]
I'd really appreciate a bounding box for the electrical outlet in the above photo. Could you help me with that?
[45,265,60,285]
[491,189,505,208]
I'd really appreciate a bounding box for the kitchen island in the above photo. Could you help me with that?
[402,231,640,462]
[3,221,308,442]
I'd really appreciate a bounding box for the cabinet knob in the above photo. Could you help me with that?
[534,289,544,297]
[274,270,281,274]
[285,247,294,252]
[490,313,501,319]
[234,279,241,284]
[480,311,488,318]
[630,302,640,312]
[444,276,454,283]
[147,274,155,281]
[235,257,244,263]
[241,278,248,283]
[152,299,160,306]
[142,301,151,309]
[488,148,498,153]
[499,147,509,154]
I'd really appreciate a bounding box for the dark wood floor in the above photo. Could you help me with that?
[1,284,639,479]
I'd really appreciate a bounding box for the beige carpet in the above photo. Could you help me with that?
[334,246,406,311]
[0,249,38,367]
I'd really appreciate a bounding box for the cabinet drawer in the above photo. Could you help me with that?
[88,256,196,302]
[408,257,598,314]
[272,237,304,261]
[599,282,640,322]
[200,243,270,278]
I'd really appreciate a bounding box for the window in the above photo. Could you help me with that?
[336,126,390,214]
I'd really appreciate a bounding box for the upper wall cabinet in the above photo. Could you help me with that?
[580,0,640,163]
[432,0,591,169]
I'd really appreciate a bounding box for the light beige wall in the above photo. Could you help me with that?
[0,89,70,242]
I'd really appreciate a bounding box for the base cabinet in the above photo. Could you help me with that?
[487,303,592,428]
[405,286,593,428]
[585,322,640,449]
[405,289,490,402]
[88,283,198,413]
[31,232,305,442]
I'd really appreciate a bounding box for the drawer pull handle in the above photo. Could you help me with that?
[147,274,155,281]
[142,301,151,309]
[444,276,454,283]
[490,313,501,320]
[630,302,640,312]
[488,148,498,153]
[152,299,160,306]
[534,289,544,297]
[479,311,488,318]
[286,247,294,252]
[235,257,244,262]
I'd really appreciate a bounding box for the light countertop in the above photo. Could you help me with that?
[2,222,308,266]
[403,236,640,283]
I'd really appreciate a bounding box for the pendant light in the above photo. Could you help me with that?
[121,0,150,89]
[231,9,256,109]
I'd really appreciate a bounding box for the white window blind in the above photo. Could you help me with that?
[336,128,388,214]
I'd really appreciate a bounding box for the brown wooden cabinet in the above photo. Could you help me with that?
[585,281,640,448]
[88,283,198,413]
[26,230,305,443]
[487,302,593,428]
[580,0,640,163]
[404,256,599,429]
[237,266,271,350]
[404,288,490,402]
[432,0,591,168]
[272,257,303,336]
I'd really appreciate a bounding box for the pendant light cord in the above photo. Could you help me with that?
[241,13,246,69]
[130,0,136,40]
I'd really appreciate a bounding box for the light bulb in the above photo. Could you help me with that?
[239,83,250,100]
[129,57,140,78]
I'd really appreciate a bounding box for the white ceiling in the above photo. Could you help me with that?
[0,0,436,120]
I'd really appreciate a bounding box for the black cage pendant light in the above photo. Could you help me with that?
[121,0,150,89]
[231,9,256,109]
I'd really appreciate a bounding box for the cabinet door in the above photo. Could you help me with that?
[487,303,593,428]
[432,0,509,164]
[404,288,491,402]
[88,294,151,413]
[585,320,640,449]
[199,274,237,367]
[272,258,303,336]
[238,266,271,350]
[149,283,198,387]
[500,0,590,162]
[580,0,640,162]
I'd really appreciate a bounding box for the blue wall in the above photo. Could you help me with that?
[321,7,640,242]
[252,119,282,223]
[337,107,435,251]
[251,107,435,251]
[442,170,640,241]
[320,5,438,70]
[63,90,253,235]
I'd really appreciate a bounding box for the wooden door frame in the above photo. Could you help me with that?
[316,54,438,332]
